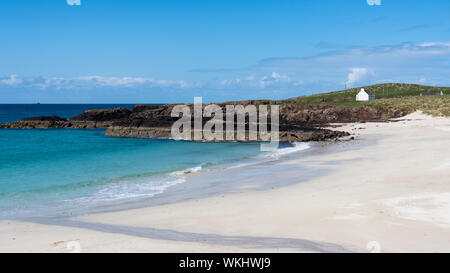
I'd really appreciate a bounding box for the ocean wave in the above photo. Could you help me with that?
[74,165,204,203]
[82,142,310,205]
[2,142,310,218]
[0,165,205,218]
[171,165,203,176]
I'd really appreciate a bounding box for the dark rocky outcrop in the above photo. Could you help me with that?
[22,115,67,122]
[70,108,131,121]
[1,116,69,129]
[0,102,391,142]
[104,125,350,142]
[279,105,383,123]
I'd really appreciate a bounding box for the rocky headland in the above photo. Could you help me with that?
[0,102,394,142]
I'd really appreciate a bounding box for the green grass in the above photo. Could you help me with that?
[285,83,450,107]
[280,83,450,117]
[371,96,450,117]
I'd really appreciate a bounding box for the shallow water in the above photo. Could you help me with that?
[0,104,313,219]
[0,128,268,218]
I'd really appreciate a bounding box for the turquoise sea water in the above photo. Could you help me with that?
[0,105,264,218]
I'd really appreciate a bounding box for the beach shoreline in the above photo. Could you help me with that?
[2,111,450,253]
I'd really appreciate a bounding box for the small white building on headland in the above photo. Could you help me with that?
[356,88,375,101]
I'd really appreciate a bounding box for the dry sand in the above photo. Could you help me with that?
[2,111,450,253]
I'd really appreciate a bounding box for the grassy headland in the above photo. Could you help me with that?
[282,83,450,117]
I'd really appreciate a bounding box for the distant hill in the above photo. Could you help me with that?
[284,83,450,107]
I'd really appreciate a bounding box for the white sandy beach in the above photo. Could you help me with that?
[2,111,450,253]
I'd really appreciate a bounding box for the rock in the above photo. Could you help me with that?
[0,115,68,129]
[0,103,361,142]
[22,116,67,122]
[279,104,384,123]
[70,108,131,121]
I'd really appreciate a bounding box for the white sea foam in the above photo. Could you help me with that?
[70,143,309,206]
[264,142,310,159]
[64,143,310,208]
[171,166,203,176]
[277,142,310,155]
[74,165,203,203]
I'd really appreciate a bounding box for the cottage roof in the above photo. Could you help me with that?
[360,89,374,95]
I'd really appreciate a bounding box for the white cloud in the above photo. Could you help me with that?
[220,78,241,87]
[260,72,292,87]
[346,68,371,87]
[74,76,186,88]
[216,72,296,89]
[0,75,22,86]
[366,0,381,6]
[0,75,188,90]
[418,42,450,47]
[233,41,450,90]
[2,41,450,100]
[67,0,81,6]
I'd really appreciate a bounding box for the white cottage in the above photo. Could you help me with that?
[356,88,375,101]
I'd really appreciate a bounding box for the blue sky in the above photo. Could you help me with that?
[1,0,450,103]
